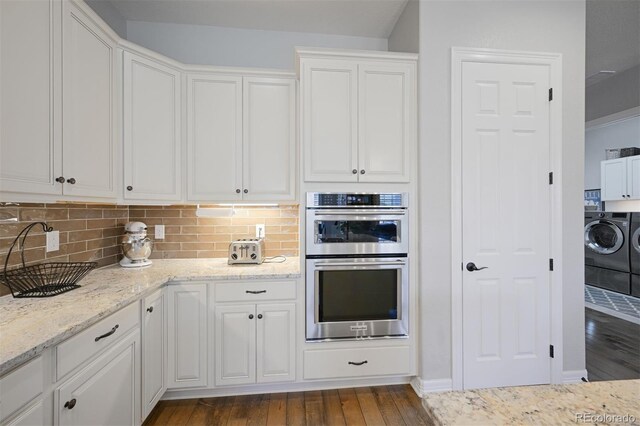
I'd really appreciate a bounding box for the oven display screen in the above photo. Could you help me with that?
[318,269,398,322]
[315,220,399,244]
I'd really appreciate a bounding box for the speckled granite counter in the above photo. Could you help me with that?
[422,379,640,425]
[0,257,300,375]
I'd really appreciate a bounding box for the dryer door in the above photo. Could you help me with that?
[584,220,624,255]
[632,227,640,254]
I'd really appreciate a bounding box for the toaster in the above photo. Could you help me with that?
[228,238,265,265]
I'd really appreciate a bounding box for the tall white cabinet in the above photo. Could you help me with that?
[187,72,296,202]
[298,49,417,183]
[123,51,182,201]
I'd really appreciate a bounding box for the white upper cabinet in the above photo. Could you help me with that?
[62,0,117,198]
[123,51,182,201]
[301,59,359,182]
[601,155,640,201]
[358,62,414,182]
[243,77,296,200]
[187,74,243,201]
[0,0,62,195]
[187,73,296,202]
[298,49,417,183]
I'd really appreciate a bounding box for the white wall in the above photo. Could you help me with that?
[418,0,586,383]
[389,0,419,53]
[586,65,640,122]
[585,115,640,190]
[85,0,127,38]
[126,21,388,69]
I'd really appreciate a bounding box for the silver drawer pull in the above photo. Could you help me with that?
[95,324,119,342]
[348,360,368,366]
[246,290,266,294]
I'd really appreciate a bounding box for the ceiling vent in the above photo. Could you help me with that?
[586,70,616,87]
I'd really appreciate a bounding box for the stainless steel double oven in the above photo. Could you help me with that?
[305,193,409,341]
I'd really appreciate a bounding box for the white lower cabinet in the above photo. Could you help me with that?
[142,289,166,420]
[0,356,45,425]
[56,330,140,426]
[5,400,45,426]
[167,283,208,389]
[215,303,296,386]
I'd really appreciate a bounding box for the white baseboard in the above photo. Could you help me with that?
[562,369,588,384]
[410,377,453,397]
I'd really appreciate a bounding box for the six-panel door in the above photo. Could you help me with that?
[167,284,208,388]
[142,290,166,419]
[123,52,182,201]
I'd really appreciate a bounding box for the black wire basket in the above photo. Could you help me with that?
[1,222,97,298]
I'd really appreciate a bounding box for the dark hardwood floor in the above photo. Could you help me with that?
[144,384,433,426]
[585,307,640,382]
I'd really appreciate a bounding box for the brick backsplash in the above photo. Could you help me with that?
[0,203,300,297]
[128,205,300,260]
[0,203,129,297]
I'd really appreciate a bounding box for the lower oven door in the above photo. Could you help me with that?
[306,257,409,341]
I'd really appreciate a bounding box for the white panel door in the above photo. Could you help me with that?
[57,331,140,426]
[462,61,551,389]
[601,158,627,201]
[62,1,117,198]
[142,290,166,420]
[302,59,358,182]
[187,74,242,201]
[215,304,256,386]
[626,156,640,200]
[243,77,296,200]
[358,62,414,183]
[167,284,207,389]
[0,0,62,195]
[256,303,295,383]
[123,52,181,201]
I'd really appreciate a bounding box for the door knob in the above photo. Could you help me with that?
[466,262,488,272]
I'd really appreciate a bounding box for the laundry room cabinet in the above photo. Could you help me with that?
[123,51,182,202]
[298,49,417,183]
[601,155,640,201]
[186,73,296,202]
[0,0,118,199]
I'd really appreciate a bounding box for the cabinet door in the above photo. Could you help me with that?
[215,304,256,386]
[62,1,117,198]
[0,0,62,195]
[358,62,414,183]
[601,158,627,201]
[243,77,296,200]
[187,74,242,201]
[123,52,182,201]
[6,401,44,426]
[57,331,140,426]
[302,59,358,182]
[167,284,207,389]
[256,303,295,383]
[142,290,166,420]
[627,156,640,200]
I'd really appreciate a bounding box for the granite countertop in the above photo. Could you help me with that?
[0,257,301,375]
[422,379,640,425]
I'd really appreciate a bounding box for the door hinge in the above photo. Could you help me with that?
[549,345,555,358]
[549,88,553,101]
[549,172,553,185]
[549,258,554,271]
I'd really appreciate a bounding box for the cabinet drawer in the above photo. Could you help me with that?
[303,346,412,380]
[0,356,43,423]
[56,302,139,380]
[215,280,296,302]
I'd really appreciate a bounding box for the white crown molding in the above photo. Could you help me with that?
[586,106,640,130]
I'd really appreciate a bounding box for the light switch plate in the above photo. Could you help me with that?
[155,225,165,240]
[46,230,59,252]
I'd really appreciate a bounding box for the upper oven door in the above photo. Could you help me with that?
[306,209,408,255]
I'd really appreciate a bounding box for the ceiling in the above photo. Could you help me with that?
[108,0,409,38]
[586,0,640,78]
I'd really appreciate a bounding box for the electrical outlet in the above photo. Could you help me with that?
[46,230,59,252]
[155,224,165,240]
[255,224,265,238]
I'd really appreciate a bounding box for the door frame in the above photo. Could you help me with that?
[450,47,564,390]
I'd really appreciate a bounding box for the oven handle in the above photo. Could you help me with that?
[313,209,406,216]
[313,260,407,267]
